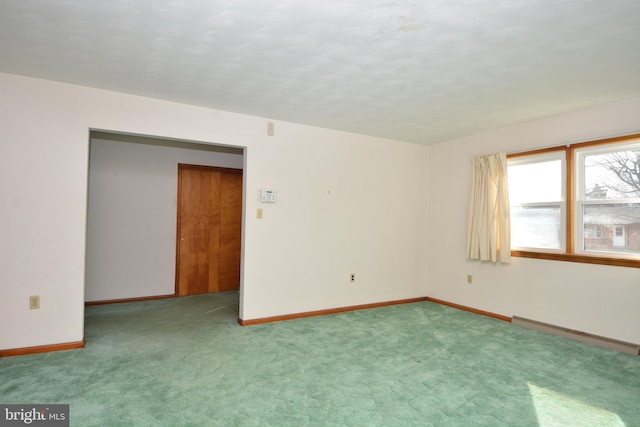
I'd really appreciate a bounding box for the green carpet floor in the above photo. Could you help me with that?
[1,292,639,426]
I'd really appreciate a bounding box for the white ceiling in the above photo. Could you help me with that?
[1,0,639,145]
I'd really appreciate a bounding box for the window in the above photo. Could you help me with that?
[508,151,565,251]
[584,225,602,239]
[507,134,640,268]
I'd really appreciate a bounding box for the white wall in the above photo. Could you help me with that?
[0,72,427,350]
[241,123,428,318]
[427,96,640,344]
[85,136,243,302]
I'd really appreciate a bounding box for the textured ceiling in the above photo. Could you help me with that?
[1,0,639,145]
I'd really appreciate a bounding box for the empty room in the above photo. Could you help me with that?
[1,1,639,426]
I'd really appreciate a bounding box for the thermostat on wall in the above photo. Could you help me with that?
[260,189,278,203]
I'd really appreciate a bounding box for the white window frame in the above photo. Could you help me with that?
[508,150,566,253]
[574,140,640,260]
[507,133,640,268]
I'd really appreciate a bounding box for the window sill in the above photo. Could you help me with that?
[511,250,640,268]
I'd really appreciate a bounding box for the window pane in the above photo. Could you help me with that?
[584,225,602,239]
[582,204,640,255]
[508,160,562,204]
[584,149,640,199]
[511,206,562,249]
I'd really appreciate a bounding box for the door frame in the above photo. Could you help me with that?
[84,130,245,310]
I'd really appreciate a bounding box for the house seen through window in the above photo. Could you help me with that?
[507,134,640,267]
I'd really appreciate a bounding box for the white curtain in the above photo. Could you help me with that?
[466,152,511,263]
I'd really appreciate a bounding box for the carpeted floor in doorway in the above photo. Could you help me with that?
[1,292,639,426]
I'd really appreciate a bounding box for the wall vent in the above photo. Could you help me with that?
[512,316,639,356]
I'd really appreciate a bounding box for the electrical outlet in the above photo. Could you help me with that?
[350,273,355,283]
[467,274,473,284]
[29,295,40,310]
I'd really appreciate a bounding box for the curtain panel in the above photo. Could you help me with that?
[466,152,511,263]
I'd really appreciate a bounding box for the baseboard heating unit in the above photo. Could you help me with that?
[512,316,639,356]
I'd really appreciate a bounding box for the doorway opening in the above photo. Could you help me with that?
[85,130,245,311]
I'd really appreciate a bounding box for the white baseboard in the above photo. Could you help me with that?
[512,316,639,355]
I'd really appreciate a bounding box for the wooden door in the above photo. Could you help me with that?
[218,173,243,291]
[176,164,242,296]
